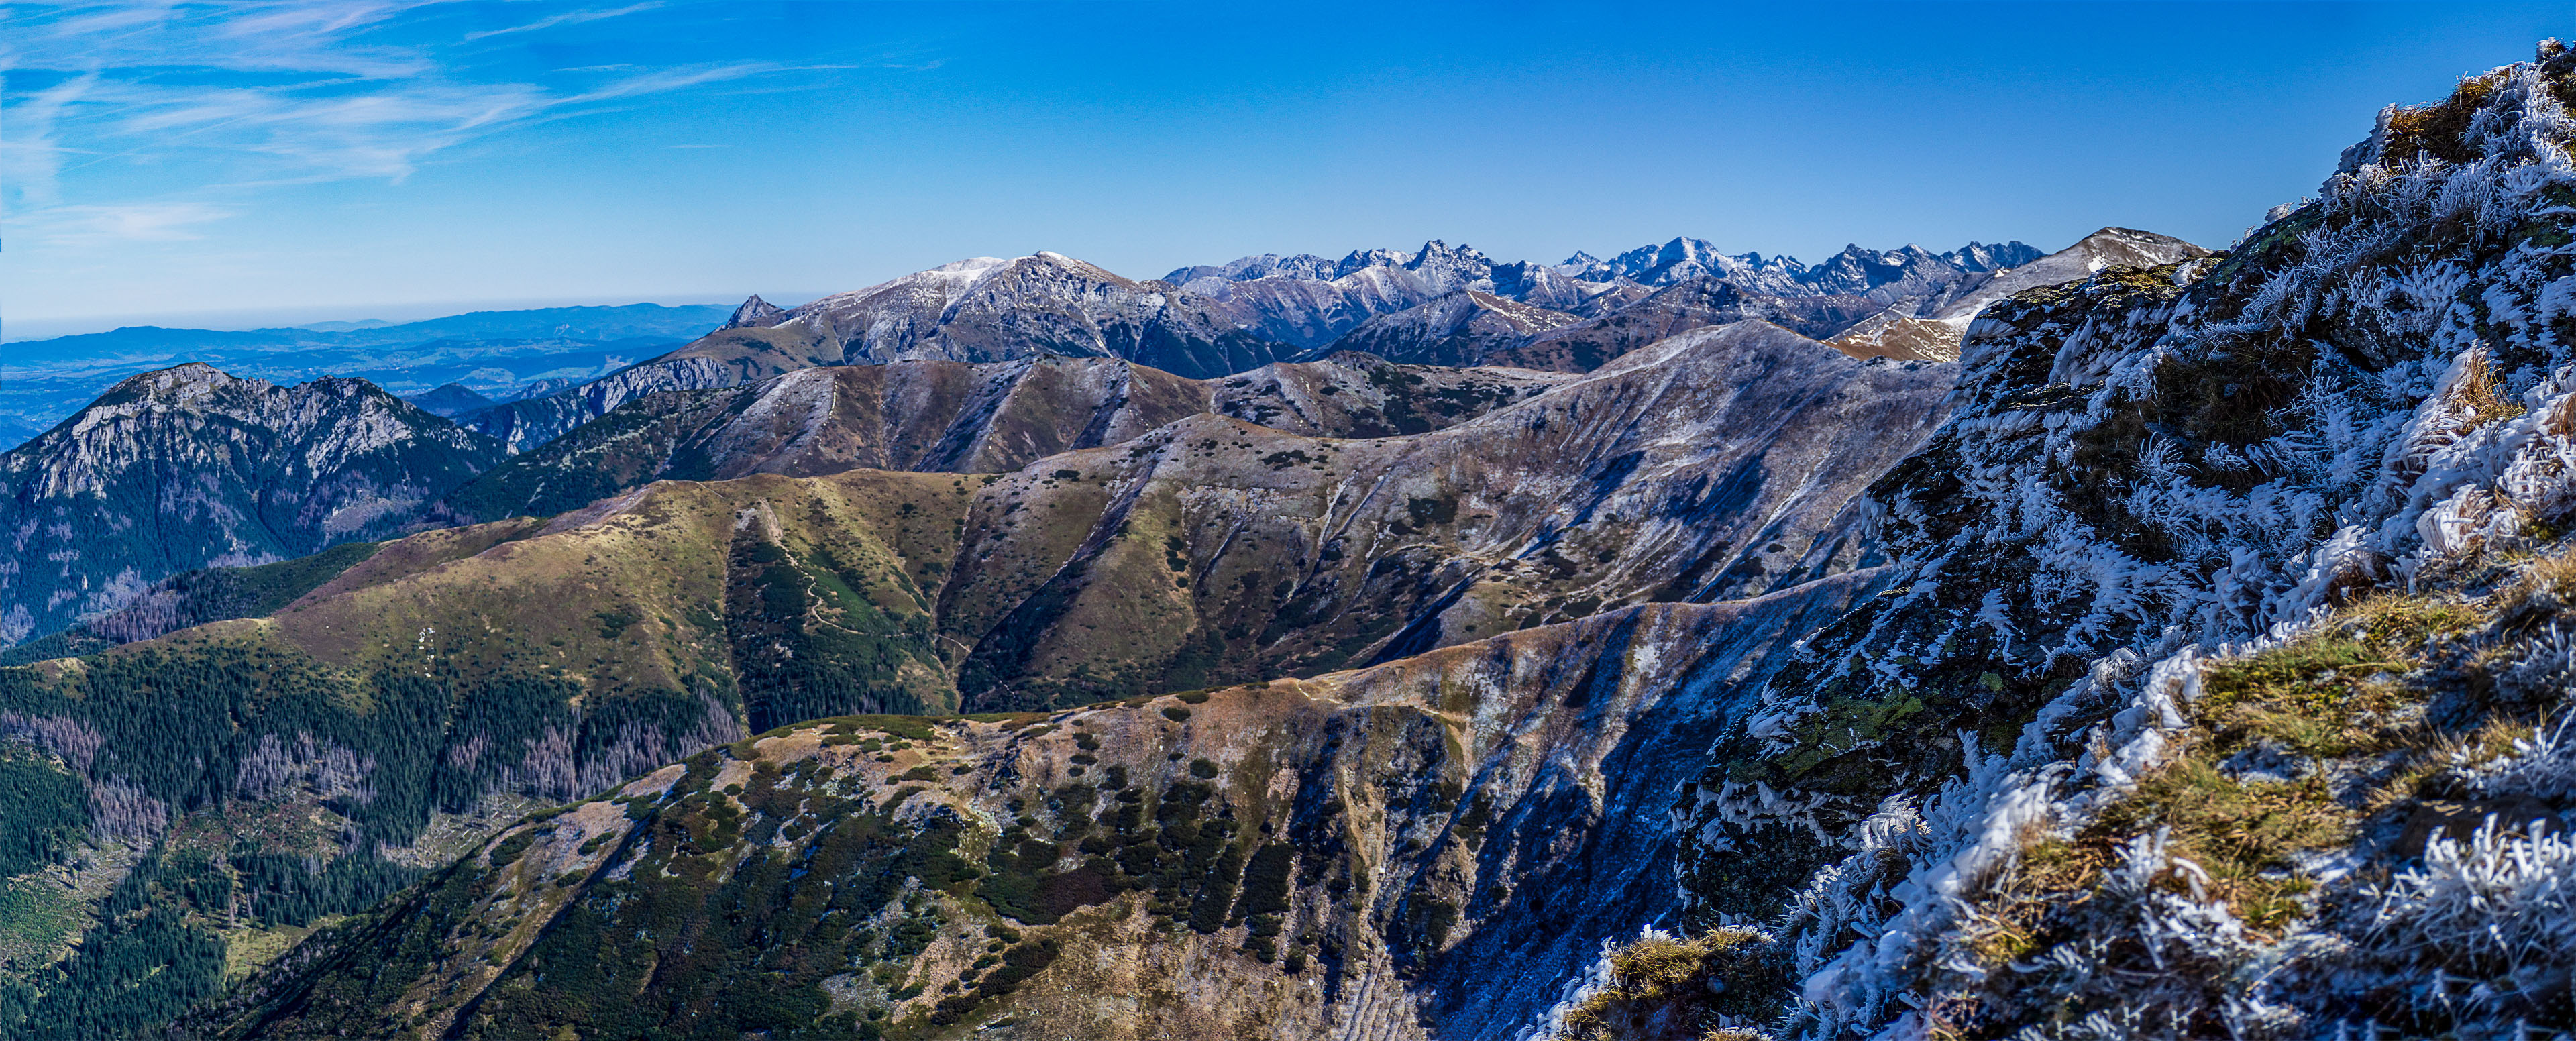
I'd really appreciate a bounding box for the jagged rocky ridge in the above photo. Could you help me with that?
[1299,233,2202,372]
[1555,237,2041,290]
[0,364,504,645]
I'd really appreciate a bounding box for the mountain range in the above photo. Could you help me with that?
[12,42,2565,1041]
[445,229,2190,454]
[0,215,2211,1040]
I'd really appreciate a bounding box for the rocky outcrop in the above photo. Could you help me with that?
[460,342,809,453]
[722,293,789,329]
[0,364,502,645]
[1208,351,1577,439]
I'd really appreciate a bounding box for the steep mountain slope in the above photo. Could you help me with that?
[459,255,1300,453]
[0,364,504,645]
[1206,352,1576,438]
[1315,291,1582,367]
[0,474,956,1037]
[0,541,386,661]
[441,353,1572,523]
[1162,252,1340,284]
[1385,235,2204,372]
[458,320,844,452]
[80,320,1943,721]
[460,237,2048,457]
[937,323,1949,708]
[1607,46,2576,1041]
[1,304,725,442]
[192,573,1884,1041]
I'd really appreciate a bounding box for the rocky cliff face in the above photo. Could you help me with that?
[0,364,503,646]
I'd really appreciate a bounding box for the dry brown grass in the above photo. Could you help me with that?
[1966,600,2471,958]
[2454,351,2526,430]
[2386,71,2509,165]
[1554,928,1774,1041]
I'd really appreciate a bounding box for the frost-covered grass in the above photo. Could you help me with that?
[1670,42,2576,1041]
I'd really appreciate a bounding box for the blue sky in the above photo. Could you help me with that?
[1,1,2565,337]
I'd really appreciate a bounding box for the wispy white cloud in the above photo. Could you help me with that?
[464,2,659,42]
[9,2,446,78]
[14,201,235,246]
[0,4,805,188]
[564,61,773,103]
[0,0,855,285]
[1,72,100,209]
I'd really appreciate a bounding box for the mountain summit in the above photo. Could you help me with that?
[0,364,502,643]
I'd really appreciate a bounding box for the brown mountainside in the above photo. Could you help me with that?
[439,353,1576,524]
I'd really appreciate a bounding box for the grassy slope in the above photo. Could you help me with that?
[193,573,1878,1041]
